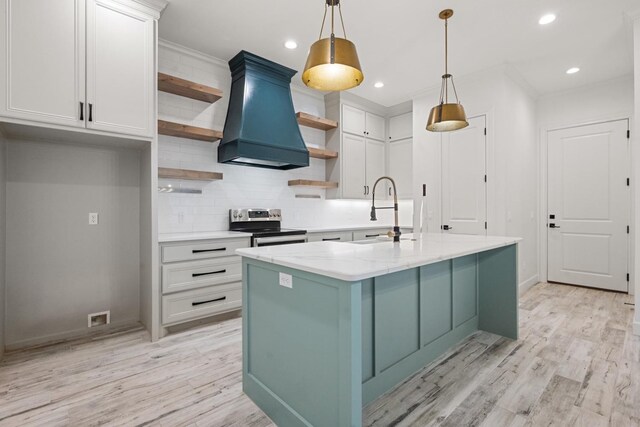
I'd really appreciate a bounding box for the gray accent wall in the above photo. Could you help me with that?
[5,140,141,348]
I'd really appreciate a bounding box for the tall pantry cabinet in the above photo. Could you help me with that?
[0,0,156,138]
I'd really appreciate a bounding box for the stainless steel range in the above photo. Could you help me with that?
[229,208,307,247]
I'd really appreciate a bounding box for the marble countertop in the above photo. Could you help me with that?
[236,233,521,281]
[158,231,249,243]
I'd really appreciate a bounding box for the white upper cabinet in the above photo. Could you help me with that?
[389,112,412,141]
[86,0,154,137]
[365,139,386,193]
[0,0,85,127]
[365,112,386,141]
[0,0,159,139]
[341,104,386,141]
[342,104,366,136]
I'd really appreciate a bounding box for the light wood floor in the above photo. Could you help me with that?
[0,282,638,426]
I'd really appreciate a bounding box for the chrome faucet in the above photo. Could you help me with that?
[370,176,401,242]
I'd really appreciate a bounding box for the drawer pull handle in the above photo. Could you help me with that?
[322,238,341,241]
[192,296,226,306]
[365,234,380,238]
[192,269,226,278]
[192,248,226,254]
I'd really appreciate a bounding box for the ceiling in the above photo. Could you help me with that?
[159,0,638,106]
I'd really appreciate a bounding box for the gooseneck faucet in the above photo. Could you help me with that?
[370,176,401,242]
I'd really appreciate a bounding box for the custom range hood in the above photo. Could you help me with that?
[218,51,309,170]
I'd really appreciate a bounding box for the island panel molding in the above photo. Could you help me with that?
[240,240,519,426]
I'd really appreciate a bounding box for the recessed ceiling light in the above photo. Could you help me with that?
[284,40,298,50]
[566,67,580,74]
[374,82,384,88]
[538,14,556,25]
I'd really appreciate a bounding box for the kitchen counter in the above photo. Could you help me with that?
[237,233,520,281]
[239,233,519,426]
[303,224,413,233]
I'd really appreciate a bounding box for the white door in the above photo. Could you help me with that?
[342,104,365,136]
[86,0,154,137]
[441,115,487,235]
[365,139,386,197]
[388,138,413,199]
[0,0,85,127]
[547,120,629,292]
[341,133,367,199]
[365,112,386,141]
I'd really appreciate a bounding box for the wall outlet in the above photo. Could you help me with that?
[279,272,293,289]
[89,213,99,225]
[88,310,110,327]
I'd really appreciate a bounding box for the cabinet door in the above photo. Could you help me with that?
[341,133,367,199]
[86,0,154,137]
[365,112,386,141]
[0,0,85,127]
[388,138,413,199]
[365,139,386,193]
[342,104,366,136]
[389,112,412,141]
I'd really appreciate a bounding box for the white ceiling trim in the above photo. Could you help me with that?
[111,0,168,19]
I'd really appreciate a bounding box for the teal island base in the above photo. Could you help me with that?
[242,244,518,427]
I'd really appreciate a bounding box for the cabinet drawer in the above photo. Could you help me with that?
[162,238,249,263]
[162,257,242,294]
[307,231,353,243]
[162,283,242,325]
[353,228,390,241]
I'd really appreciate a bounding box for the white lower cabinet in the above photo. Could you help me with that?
[162,283,242,326]
[160,237,249,328]
[352,228,392,241]
[307,231,353,242]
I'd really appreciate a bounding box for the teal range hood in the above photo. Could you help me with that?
[218,51,309,170]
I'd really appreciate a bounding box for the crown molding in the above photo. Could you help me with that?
[110,0,169,19]
[158,39,229,69]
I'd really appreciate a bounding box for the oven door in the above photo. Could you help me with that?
[253,235,308,247]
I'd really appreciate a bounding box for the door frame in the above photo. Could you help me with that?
[539,116,633,293]
[440,114,489,236]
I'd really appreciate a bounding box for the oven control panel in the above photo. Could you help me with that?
[230,208,282,222]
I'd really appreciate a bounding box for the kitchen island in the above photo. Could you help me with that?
[237,233,520,427]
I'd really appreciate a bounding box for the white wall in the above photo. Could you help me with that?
[413,67,539,290]
[5,140,141,348]
[537,75,634,289]
[157,41,411,235]
[0,132,5,358]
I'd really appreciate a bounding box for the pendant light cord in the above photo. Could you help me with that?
[338,3,347,39]
[444,17,448,103]
[318,1,348,40]
[318,4,328,39]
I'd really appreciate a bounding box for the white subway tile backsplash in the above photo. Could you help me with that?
[157,45,413,234]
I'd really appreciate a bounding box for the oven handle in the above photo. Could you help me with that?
[253,235,308,246]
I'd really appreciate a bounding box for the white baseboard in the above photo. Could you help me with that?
[634,321,640,336]
[5,319,143,352]
[519,274,540,295]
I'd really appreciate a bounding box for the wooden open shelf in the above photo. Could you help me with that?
[158,120,223,142]
[307,146,338,160]
[158,73,223,103]
[296,112,338,131]
[288,179,338,189]
[158,167,223,181]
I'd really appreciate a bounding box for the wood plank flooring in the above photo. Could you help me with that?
[0,282,638,426]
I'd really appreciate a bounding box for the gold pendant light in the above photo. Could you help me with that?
[426,9,469,132]
[302,0,364,91]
